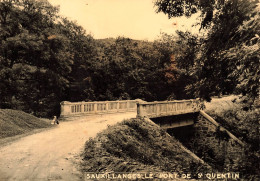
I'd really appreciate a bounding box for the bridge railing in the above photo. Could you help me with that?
[60,100,139,118]
[137,99,201,118]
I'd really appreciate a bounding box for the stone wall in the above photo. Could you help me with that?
[187,114,245,172]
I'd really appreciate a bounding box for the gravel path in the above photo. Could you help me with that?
[0,112,136,181]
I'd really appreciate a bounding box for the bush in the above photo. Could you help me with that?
[81,118,210,174]
[0,109,50,138]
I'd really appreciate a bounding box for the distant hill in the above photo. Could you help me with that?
[95,37,116,44]
[0,109,50,139]
[95,37,153,47]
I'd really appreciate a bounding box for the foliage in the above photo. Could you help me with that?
[0,0,98,117]
[0,0,217,117]
[0,0,184,116]
[84,37,178,101]
[81,118,210,174]
[155,0,260,103]
[0,109,50,138]
[0,0,74,116]
[1,0,257,119]
[221,5,260,101]
[196,0,260,101]
[206,98,260,179]
[155,0,226,28]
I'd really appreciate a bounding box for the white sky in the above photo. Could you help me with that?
[49,0,200,41]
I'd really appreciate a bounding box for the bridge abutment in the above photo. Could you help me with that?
[168,112,245,172]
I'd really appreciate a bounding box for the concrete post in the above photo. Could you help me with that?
[60,101,71,117]
[60,102,65,117]
[117,101,120,112]
[137,103,140,118]
[81,103,84,113]
[106,102,109,113]
[156,103,160,117]
[94,103,97,113]
[136,103,147,118]
[126,101,130,112]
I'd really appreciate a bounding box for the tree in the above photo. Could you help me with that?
[0,0,74,116]
[155,0,260,178]
[57,17,97,102]
[155,0,260,102]
[154,0,225,29]
[87,37,176,101]
[221,5,260,101]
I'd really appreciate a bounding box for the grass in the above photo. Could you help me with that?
[204,96,260,180]
[205,96,259,148]
[0,109,51,139]
[81,118,210,178]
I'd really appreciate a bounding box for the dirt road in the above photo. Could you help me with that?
[0,112,136,181]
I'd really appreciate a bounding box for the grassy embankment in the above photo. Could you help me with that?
[81,95,259,180]
[204,96,260,180]
[0,109,51,145]
[205,96,259,146]
[81,117,210,178]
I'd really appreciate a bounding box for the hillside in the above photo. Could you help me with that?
[0,109,51,139]
[204,96,260,180]
[205,96,259,149]
[81,118,211,179]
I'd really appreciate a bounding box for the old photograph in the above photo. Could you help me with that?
[0,0,259,180]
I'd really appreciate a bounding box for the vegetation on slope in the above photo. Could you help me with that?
[165,96,259,180]
[81,118,210,178]
[0,109,50,139]
[204,96,260,180]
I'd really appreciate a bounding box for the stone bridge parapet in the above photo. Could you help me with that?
[60,99,141,118]
[137,99,201,118]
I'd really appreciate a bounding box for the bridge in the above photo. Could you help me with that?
[136,99,200,118]
[60,100,138,118]
[60,99,244,146]
[60,99,200,118]
[60,99,201,128]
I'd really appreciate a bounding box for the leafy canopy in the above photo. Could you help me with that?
[155,0,260,102]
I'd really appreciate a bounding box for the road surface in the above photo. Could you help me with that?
[0,112,136,181]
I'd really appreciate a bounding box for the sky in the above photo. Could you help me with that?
[49,0,200,41]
